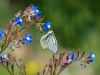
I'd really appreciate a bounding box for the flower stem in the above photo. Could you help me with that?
[1,64,13,75]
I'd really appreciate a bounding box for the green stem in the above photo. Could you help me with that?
[56,69,63,75]
[1,64,13,75]
[0,43,9,54]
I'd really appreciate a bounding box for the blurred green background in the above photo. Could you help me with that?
[0,0,99,75]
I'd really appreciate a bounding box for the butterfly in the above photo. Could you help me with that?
[40,30,58,53]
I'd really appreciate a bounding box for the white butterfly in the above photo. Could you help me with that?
[40,30,58,53]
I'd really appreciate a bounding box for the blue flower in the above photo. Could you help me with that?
[31,6,41,15]
[69,51,73,60]
[24,33,32,45]
[44,22,52,31]
[1,53,7,61]
[15,16,23,26]
[90,50,96,62]
[73,54,77,62]
[0,29,4,39]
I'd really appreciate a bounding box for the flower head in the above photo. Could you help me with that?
[0,29,4,39]
[24,33,32,45]
[31,6,41,16]
[69,51,73,60]
[15,16,23,26]
[89,50,96,62]
[44,21,52,31]
[1,53,7,61]
[73,54,77,62]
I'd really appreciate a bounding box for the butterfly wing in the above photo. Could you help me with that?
[40,31,58,53]
[40,34,48,49]
[47,33,58,53]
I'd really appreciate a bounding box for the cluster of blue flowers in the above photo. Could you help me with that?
[61,50,96,70]
[0,6,52,48]
[68,50,95,63]
[14,6,52,45]
[31,6,52,31]
[16,6,52,29]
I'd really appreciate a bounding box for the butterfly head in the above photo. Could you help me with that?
[47,30,53,35]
